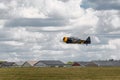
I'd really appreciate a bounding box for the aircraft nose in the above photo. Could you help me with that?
[63,37,68,42]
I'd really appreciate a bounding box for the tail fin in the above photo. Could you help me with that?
[85,36,91,44]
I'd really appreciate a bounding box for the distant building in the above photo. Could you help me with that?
[72,62,98,67]
[72,60,120,67]
[72,62,81,66]
[15,61,25,67]
[0,61,6,67]
[0,62,17,68]
[22,61,37,67]
[93,60,120,67]
[34,60,65,67]
[85,62,98,67]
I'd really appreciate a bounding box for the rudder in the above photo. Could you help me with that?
[85,36,91,44]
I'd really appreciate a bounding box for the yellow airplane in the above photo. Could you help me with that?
[63,36,91,45]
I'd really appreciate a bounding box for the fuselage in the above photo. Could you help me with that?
[63,37,82,43]
[63,36,91,44]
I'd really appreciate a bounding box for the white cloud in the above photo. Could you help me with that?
[10,27,45,42]
[0,0,83,19]
[111,15,120,29]
[3,41,24,46]
[0,0,120,62]
[95,10,120,34]
[81,0,120,10]
[109,39,120,49]
[0,3,8,9]
[5,18,68,27]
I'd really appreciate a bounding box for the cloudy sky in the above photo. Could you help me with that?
[0,0,120,62]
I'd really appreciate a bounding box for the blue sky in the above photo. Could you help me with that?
[0,0,120,62]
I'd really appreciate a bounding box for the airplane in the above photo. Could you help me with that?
[63,36,91,45]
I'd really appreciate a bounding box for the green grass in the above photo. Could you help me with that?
[0,67,120,80]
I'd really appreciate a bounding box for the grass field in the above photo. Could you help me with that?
[0,67,120,80]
